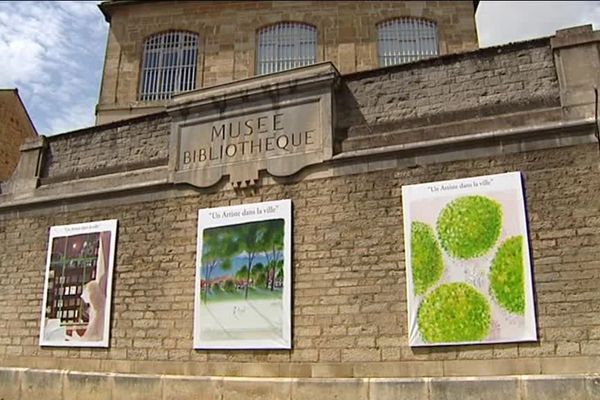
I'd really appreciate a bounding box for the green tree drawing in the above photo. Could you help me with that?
[261,219,284,290]
[231,221,269,299]
[201,226,236,302]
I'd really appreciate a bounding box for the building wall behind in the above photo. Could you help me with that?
[0,91,36,182]
[97,1,478,124]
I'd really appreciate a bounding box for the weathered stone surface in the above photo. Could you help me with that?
[430,377,520,400]
[63,372,112,400]
[522,376,587,400]
[42,114,170,182]
[0,368,22,400]
[369,378,429,400]
[291,378,368,400]
[220,378,291,400]
[162,376,221,400]
[21,369,63,400]
[112,374,162,400]
[587,376,600,399]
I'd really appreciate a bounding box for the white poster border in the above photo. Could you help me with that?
[402,172,537,347]
[193,199,292,349]
[39,219,118,348]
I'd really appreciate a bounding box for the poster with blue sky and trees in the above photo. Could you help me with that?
[194,200,291,349]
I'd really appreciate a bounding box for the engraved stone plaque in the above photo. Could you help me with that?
[168,63,339,188]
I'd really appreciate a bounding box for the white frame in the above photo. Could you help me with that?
[402,172,537,347]
[39,219,118,347]
[194,200,292,349]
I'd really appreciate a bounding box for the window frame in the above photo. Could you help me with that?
[138,30,199,102]
[377,17,439,67]
[256,22,318,75]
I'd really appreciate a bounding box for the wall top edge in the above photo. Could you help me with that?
[168,62,340,114]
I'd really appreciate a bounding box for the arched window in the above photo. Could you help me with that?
[377,18,438,67]
[256,22,317,75]
[139,31,199,101]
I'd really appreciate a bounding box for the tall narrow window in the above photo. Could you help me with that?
[257,22,317,75]
[377,18,438,67]
[139,31,199,101]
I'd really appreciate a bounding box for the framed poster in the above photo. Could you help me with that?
[39,219,117,347]
[402,172,536,346]
[194,200,292,349]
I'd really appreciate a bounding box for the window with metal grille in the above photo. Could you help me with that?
[256,22,317,75]
[138,31,199,101]
[377,18,438,67]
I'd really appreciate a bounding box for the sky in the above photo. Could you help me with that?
[0,1,599,137]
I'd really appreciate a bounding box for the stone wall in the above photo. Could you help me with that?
[41,113,170,183]
[1,142,600,379]
[97,1,478,124]
[337,38,560,133]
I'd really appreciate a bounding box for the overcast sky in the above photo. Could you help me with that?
[1,1,599,136]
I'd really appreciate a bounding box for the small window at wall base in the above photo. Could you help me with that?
[377,18,438,67]
[138,31,199,101]
[256,22,317,75]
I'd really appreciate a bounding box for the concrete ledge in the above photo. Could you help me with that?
[1,367,599,400]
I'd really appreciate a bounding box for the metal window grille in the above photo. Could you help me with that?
[139,31,198,101]
[256,22,317,75]
[378,18,438,67]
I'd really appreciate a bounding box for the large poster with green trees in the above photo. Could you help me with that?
[402,172,537,346]
[193,200,291,349]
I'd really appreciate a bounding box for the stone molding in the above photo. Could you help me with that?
[167,62,340,188]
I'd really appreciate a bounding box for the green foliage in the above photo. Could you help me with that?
[436,195,502,259]
[418,282,491,343]
[202,218,285,299]
[411,221,444,295]
[490,236,525,315]
[223,279,236,292]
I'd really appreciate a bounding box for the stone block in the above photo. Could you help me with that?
[522,376,587,400]
[369,378,429,400]
[162,375,221,400]
[63,372,112,400]
[112,374,162,400]
[0,368,22,400]
[430,377,519,400]
[21,369,64,400]
[587,375,600,400]
[291,378,368,400]
[220,377,291,400]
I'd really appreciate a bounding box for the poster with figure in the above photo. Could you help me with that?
[402,172,537,346]
[194,200,292,349]
[39,219,117,347]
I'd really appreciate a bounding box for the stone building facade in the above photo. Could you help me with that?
[0,89,37,182]
[96,0,479,124]
[1,10,600,400]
